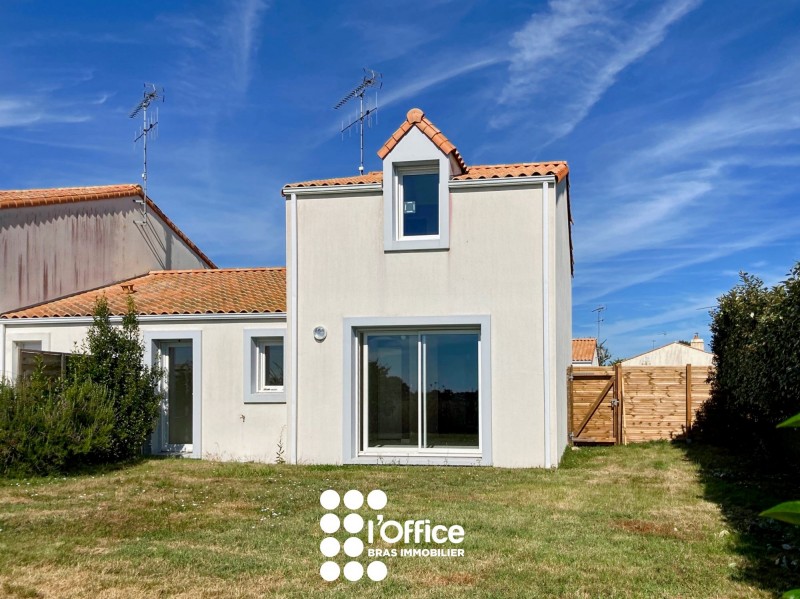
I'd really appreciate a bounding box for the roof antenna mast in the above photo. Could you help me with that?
[130,83,164,226]
[334,68,382,175]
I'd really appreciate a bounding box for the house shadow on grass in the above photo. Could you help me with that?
[679,441,800,595]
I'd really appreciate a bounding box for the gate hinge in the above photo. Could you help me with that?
[610,398,620,408]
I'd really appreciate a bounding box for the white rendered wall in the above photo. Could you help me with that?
[1,317,288,463]
[292,181,562,468]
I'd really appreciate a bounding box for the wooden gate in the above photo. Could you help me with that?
[568,365,623,444]
[568,364,713,445]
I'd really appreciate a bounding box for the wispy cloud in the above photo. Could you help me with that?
[223,0,269,95]
[162,0,269,112]
[494,0,701,141]
[0,97,90,128]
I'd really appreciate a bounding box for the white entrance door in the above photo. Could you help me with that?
[159,341,193,453]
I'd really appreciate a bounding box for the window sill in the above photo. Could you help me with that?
[384,237,450,252]
[243,391,286,404]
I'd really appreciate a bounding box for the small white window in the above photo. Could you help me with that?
[397,168,439,239]
[256,338,284,392]
[243,329,286,404]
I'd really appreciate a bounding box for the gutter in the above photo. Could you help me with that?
[542,181,552,468]
[0,313,286,326]
[289,192,299,464]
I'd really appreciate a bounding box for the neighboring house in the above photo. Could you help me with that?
[1,268,287,461]
[282,108,573,468]
[0,184,215,314]
[572,338,598,365]
[621,334,713,366]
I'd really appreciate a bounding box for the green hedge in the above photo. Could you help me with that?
[0,362,115,476]
[695,264,800,456]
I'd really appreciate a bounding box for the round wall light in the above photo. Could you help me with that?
[313,326,327,342]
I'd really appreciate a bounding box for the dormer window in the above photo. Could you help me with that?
[397,165,439,239]
[380,109,465,252]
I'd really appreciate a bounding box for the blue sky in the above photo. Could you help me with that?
[2,0,799,359]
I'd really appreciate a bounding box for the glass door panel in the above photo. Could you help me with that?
[423,333,479,449]
[365,333,418,448]
[160,342,193,452]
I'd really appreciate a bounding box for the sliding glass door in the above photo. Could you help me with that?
[361,330,480,453]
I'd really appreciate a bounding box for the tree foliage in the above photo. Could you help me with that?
[694,266,800,456]
[0,359,115,476]
[69,295,163,462]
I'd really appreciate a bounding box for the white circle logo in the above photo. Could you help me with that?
[343,536,364,558]
[343,489,364,510]
[320,561,340,582]
[343,513,364,534]
[319,537,340,558]
[319,513,340,534]
[320,489,340,510]
[367,489,387,510]
[343,561,364,581]
[367,560,388,582]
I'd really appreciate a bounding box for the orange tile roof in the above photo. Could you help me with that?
[572,338,598,362]
[0,184,216,268]
[2,268,285,319]
[283,162,569,191]
[377,108,467,172]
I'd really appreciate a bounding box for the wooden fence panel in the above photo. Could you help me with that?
[570,364,713,444]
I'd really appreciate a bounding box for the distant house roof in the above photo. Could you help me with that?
[572,338,597,363]
[1,268,285,319]
[0,184,217,269]
[621,341,713,365]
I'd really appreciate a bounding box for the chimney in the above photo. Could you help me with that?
[690,333,704,352]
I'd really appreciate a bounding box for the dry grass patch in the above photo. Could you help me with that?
[0,443,794,598]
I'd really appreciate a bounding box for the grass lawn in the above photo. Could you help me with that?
[0,442,798,598]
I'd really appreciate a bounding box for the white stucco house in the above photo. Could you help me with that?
[282,108,573,468]
[1,108,574,468]
[1,268,288,461]
[621,334,713,367]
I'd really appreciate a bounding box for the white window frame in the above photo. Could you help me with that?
[395,165,441,241]
[5,332,50,379]
[343,315,492,465]
[243,328,286,404]
[360,328,481,456]
[382,128,452,252]
[256,338,284,393]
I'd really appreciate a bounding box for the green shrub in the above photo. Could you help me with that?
[68,295,163,462]
[695,266,800,457]
[0,360,114,476]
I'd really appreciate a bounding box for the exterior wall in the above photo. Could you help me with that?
[622,343,714,367]
[1,317,288,463]
[1,196,211,313]
[552,180,572,463]
[292,182,563,468]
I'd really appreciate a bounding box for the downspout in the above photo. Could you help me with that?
[289,192,299,464]
[542,181,552,468]
[0,323,6,381]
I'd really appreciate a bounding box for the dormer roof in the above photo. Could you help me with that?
[377,108,467,173]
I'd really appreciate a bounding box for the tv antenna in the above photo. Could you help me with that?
[130,83,164,226]
[335,68,382,175]
[591,305,606,342]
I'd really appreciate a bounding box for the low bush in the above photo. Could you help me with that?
[0,360,114,477]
